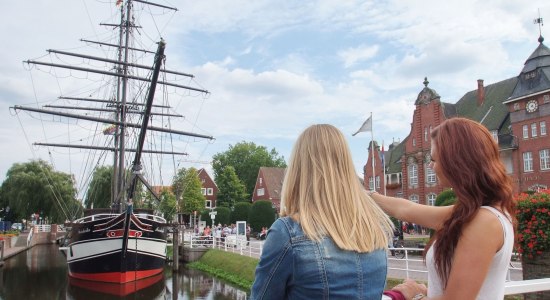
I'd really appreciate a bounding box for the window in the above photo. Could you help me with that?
[426,164,436,184]
[523,152,533,172]
[544,95,550,104]
[257,188,265,196]
[201,188,206,195]
[427,194,436,206]
[375,176,380,189]
[205,200,212,208]
[408,164,418,186]
[491,130,498,142]
[412,138,416,147]
[424,127,428,142]
[541,121,547,136]
[531,123,538,137]
[259,178,263,185]
[523,125,529,139]
[409,195,419,203]
[207,188,213,195]
[540,149,550,170]
[369,177,374,190]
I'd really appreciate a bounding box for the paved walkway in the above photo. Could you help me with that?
[1,231,31,263]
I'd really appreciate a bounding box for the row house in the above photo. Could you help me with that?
[151,167,217,209]
[365,36,550,204]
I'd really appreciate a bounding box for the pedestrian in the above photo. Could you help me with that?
[250,124,394,299]
[370,117,515,300]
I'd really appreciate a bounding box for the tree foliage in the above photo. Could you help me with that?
[248,200,276,232]
[212,141,286,196]
[216,166,248,209]
[231,202,251,224]
[84,166,112,209]
[213,206,231,226]
[435,188,456,207]
[0,160,81,224]
[172,167,205,214]
[158,188,176,222]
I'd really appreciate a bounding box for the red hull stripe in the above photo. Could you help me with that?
[69,273,163,297]
[69,268,163,283]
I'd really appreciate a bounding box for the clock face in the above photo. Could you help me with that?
[526,100,538,113]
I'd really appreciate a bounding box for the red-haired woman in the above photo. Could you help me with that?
[371,117,515,300]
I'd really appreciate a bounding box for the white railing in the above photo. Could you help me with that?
[26,228,34,247]
[186,234,263,259]
[33,224,51,233]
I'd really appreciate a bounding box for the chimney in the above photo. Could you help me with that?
[477,79,485,106]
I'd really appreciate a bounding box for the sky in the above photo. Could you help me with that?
[1,0,549,198]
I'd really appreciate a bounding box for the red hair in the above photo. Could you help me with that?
[426,117,515,287]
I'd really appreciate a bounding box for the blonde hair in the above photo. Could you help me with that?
[280,124,393,252]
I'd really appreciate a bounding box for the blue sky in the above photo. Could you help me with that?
[1,1,549,197]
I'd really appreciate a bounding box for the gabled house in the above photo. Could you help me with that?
[365,36,550,203]
[252,167,286,213]
[197,168,218,208]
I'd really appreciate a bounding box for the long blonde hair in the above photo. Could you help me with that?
[280,124,393,252]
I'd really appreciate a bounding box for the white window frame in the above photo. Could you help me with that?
[408,164,418,186]
[541,121,547,136]
[424,127,428,142]
[257,188,265,196]
[491,130,498,142]
[523,125,529,139]
[426,164,436,184]
[205,200,212,208]
[427,193,436,206]
[375,176,380,189]
[201,188,207,195]
[207,188,213,195]
[409,195,419,203]
[540,149,550,170]
[369,177,374,190]
[531,123,538,137]
[523,152,534,172]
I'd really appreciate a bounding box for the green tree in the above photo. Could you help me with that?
[248,200,275,232]
[158,189,177,222]
[84,166,112,209]
[212,141,286,196]
[0,160,81,224]
[216,166,248,208]
[172,167,205,214]
[435,188,456,207]
[231,202,251,224]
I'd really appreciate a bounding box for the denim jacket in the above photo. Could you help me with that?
[250,217,387,300]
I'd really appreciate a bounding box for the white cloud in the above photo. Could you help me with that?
[339,44,379,68]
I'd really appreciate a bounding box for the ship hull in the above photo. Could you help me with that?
[64,210,167,283]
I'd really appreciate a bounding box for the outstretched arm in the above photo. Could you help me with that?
[369,192,452,230]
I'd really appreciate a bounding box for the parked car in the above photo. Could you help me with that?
[11,223,23,231]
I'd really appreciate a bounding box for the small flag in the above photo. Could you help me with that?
[103,125,117,135]
[352,116,372,136]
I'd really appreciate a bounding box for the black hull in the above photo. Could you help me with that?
[64,211,167,283]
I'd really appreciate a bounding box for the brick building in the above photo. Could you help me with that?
[364,37,550,204]
[252,167,286,213]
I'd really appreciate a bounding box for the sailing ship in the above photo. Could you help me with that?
[11,0,213,283]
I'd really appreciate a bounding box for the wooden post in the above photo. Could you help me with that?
[172,226,179,271]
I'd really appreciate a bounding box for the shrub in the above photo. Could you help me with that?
[231,202,251,224]
[248,200,275,232]
[516,189,550,259]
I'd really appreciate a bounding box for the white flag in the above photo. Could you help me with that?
[352,116,372,136]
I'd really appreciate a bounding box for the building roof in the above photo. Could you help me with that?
[259,167,286,199]
[507,40,550,102]
[455,77,518,132]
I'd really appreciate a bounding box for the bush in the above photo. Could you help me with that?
[435,188,456,206]
[516,189,550,259]
[248,200,276,232]
[231,202,251,224]
[214,206,231,226]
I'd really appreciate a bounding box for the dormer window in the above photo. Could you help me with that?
[524,71,537,80]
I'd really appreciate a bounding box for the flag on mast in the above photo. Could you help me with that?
[352,116,372,136]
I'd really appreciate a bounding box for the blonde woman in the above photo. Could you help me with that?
[250,124,394,299]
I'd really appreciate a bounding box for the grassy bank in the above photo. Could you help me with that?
[185,249,522,299]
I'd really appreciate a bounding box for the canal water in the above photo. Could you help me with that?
[0,244,249,299]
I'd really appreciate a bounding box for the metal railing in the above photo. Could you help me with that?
[186,234,263,259]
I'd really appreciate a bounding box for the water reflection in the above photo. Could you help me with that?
[0,244,249,300]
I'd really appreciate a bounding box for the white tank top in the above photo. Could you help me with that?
[425,206,514,299]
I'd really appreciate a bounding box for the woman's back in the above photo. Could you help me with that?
[251,217,387,299]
